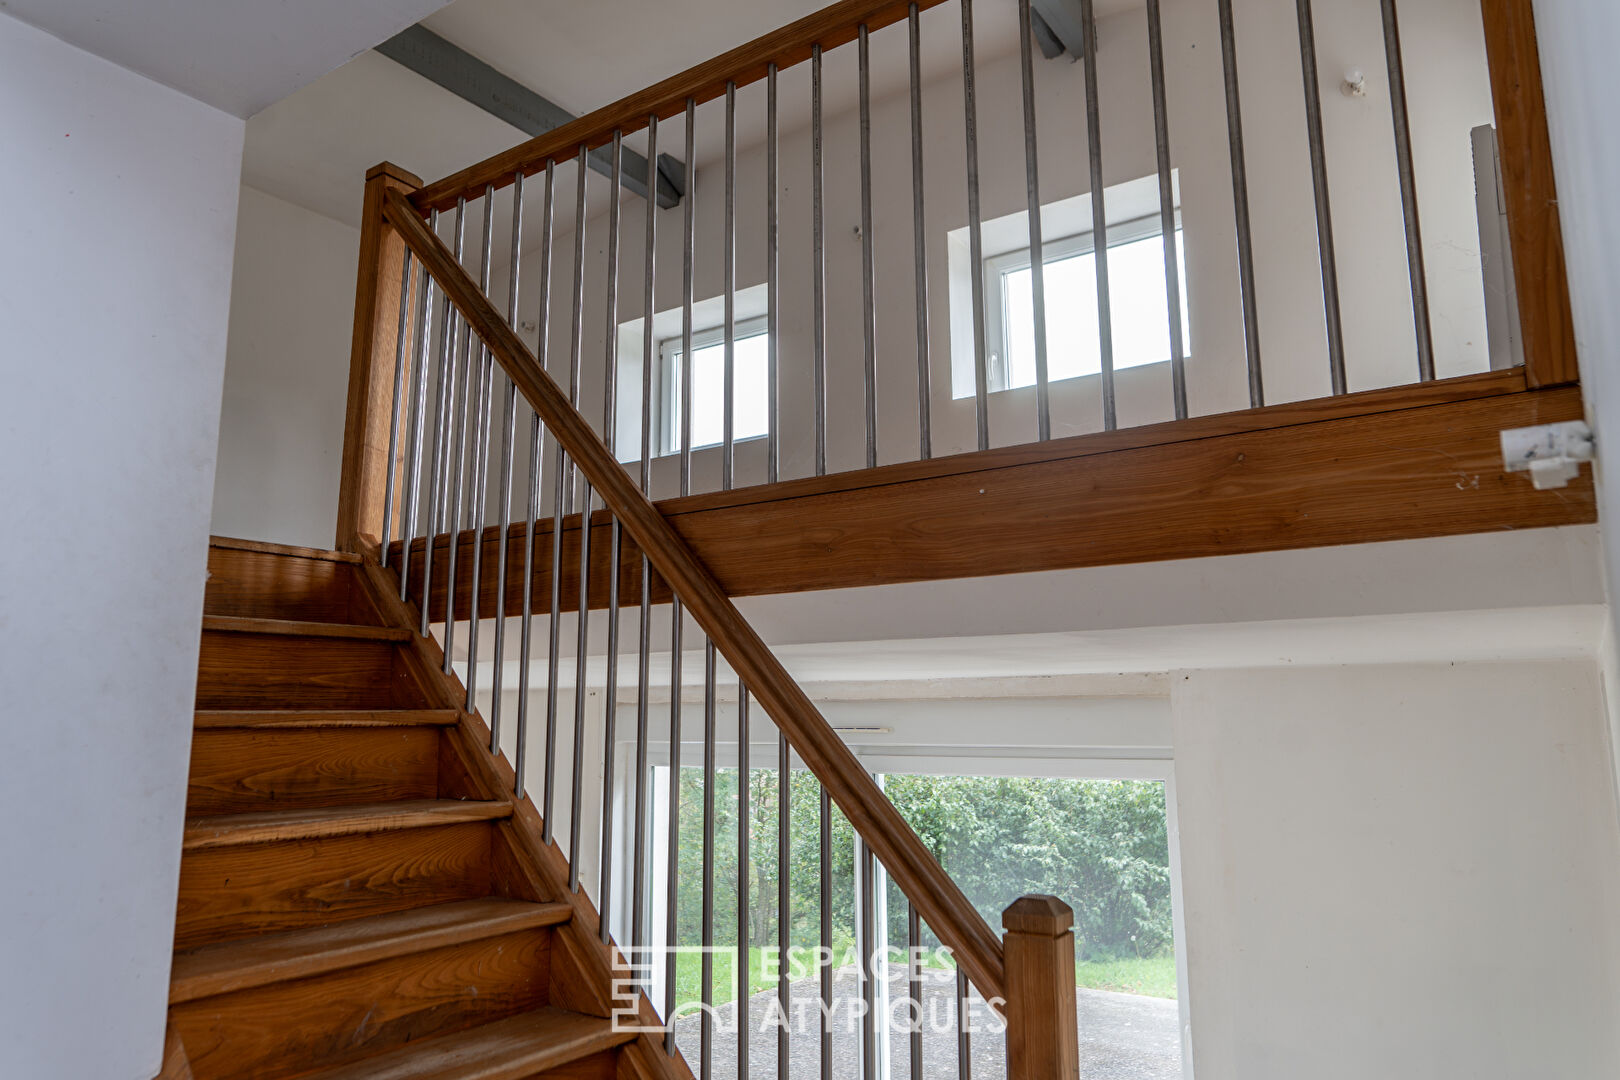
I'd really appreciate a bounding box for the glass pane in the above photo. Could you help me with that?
[885,774,1184,1079]
[669,331,771,452]
[652,764,858,1080]
[1003,230,1189,390]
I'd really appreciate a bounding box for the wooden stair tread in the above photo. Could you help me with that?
[202,614,411,640]
[170,898,570,1004]
[294,1007,635,1080]
[182,799,512,850]
[193,709,459,729]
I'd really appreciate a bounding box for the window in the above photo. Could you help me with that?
[628,751,1190,1080]
[657,317,771,455]
[984,214,1190,392]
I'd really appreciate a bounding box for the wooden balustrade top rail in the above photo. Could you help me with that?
[410,0,950,213]
[380,185,1009,1004]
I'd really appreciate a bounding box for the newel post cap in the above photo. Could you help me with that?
[365,161,424,188]
[1002,894,1074,936]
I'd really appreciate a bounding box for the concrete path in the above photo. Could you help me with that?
[670,967,1181,1079]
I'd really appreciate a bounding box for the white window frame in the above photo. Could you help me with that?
[983,210,1184,393]
[654,315,771,456]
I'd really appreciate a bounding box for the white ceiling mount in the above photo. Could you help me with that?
[1501,420,1595,490]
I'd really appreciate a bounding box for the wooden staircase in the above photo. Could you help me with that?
[162,537,683,1080]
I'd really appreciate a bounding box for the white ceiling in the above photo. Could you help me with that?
[242,0,1143,229]
[1,0,454,118]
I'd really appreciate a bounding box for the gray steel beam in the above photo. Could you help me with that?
[1031,0,1088,60]
[377,25,685,208]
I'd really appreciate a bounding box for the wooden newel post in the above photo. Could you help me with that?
[1003,894,1081,1080]
[336,161,423,555]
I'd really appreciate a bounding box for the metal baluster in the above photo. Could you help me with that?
[956,968,971,1080]
[812,45,828,477]
[634,122,659,932]
[701,639,717,1079]
[819,784,832,1080]
[1217,0,1265,407]
[961,0,989,451]
[909,4,933,460]
[422,202,466,638]
[663,600,684,1055]
[631,553,653,959]
[642,115,659,494]
[1080,0,1117,431]
[597,133,625,929]
[490,173,525,754]
[859,836,876,1080]
[380,250,415,567]
[443,195,492,672]
[1379,0,1434,381]
[859,24,878,470]
[400,209,439,598]
[515,399,541,797]
[599,515,621,936]
[1145,0,1188,420]
[767,64,781,484]
[568,142,593,886]
[681,98,697,496]
[1017,0,1051,442]
[908,902,922,1080]
[723,83,738,491]
[516,162,555,799]
[777,728,790,1080]
[542,162,573,842]
[464,185,497,706]
[737,683,750,1079]
[1295,0,1345,394]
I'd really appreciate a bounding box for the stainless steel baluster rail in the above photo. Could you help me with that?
[490,174,525,753]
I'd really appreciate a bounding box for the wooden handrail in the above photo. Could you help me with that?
[410,0,951,213]
[379,186,1008,1004]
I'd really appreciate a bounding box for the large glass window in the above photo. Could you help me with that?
[636,760,1187,1080]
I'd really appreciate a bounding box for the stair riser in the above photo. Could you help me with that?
[172,928,553,1080]
[521,1049,618,1080]
[187,728,441,813]
[206,546,381,624]
[195,630,425,709]
[175,822,495,949]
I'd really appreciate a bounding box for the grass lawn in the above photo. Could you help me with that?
[1075,954,1178,999]
[671,947,779,1011]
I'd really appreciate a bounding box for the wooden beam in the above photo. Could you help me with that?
[336,162,422,554]
[394,381,1592,620]
[1480,0,1579,387]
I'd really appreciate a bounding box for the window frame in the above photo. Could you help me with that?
[983,209,1184,393]
[654,314,772,456]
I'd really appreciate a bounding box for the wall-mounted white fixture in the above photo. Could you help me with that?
[1501,419,1595,490]
[1342,68,1367,98]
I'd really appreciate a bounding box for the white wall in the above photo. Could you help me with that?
[211,186,359,548]
[1530,0,1620,819]
[0,14,244,1080]
[1172,660,1620,1080]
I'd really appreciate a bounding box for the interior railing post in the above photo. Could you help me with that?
[1478,0,1578,388]
[1002,895,1080,1080]
[338,161,423,554]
